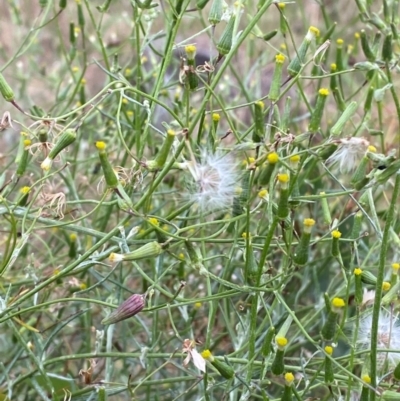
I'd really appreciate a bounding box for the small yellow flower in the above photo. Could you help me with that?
[319,88,329,96]
[368,145,377,153]
[23,139,31,147]
[289,154,300,163]
[267,152,279,164]
[309,26,320,37]
[122,98,128,105]
[284,372,294,384]
[382,282,391,291]
[276,336,288,347]
[95,141,106,151]
[362,374,371,384]
[331,297,345,308]
[304,218,316,227]
[20,186,31,194]
[212,113,220,122]
[324,345,333,355]
[80,78,86,85]
[275,53,285,64]
[354,32,360,40]
[280,43,287,50]
[194,302,202,309]
[201,349,212,360]
[336,38,344,46]
[330,63,337,72]
[278,2,286,9]
[148,217,159,226]
[392,263,400,272]
[258,189,268,198]
[354,268,362,276]
[277,173,289,183]
[69,233,77,242]
[185,44,197,59]
[179,253,185,260]
[331,230,342,239]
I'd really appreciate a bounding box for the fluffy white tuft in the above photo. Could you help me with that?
[356,310,400,369]
[185,151,239,212]
[326,137,370,173]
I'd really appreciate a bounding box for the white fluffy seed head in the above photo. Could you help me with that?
[356,311,400,369]
[326,137,370,173]
[186,151,239,212]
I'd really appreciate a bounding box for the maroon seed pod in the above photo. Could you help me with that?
[101,294,145,325]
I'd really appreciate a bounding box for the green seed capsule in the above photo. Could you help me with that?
[154,129,176,168]
[59,0,67,8]
[269,54,285,101]
[216,16,235,56]
[330,101,358,137]
[350,211,363,239]
[287,26,320,76]
[320,192,332,225]
[321,310,339,341]
[277,174,290,220]
[331,230,341,257]
[394,361,400,380]
[0,72,15,102]
[354,268,363,305]
[211,358,235,379]
[253,101,265,142]
[360,29,376,61]
[95,141,119,188]
[271,349,285,375]
[208,0,223,25]
[360,385,369,401]
[262,326,275,357]
[293,219,315,266]
[16,139,31,177]
[382,32,393,61]
[324,356,334,384]
[263,29,278,41]
[17,186,31,206]
[309,88,329,132]
[197,0,210,9]
[335,39,344,71]
[281,385,293,401]
[361,270,377,285]
[77,2,85,26]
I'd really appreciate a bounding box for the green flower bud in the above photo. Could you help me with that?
[360,29,376,61]
[0,72,15,102]
[253,101,265,142]
[262,326,275,357]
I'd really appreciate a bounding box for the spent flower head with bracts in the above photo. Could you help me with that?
[326,137,370,173]
[356,310,400,368]
[185,151,239,212]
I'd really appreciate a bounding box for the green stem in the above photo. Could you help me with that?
[370,173,400,399]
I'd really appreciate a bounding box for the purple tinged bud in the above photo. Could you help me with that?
[101,294,145,325]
